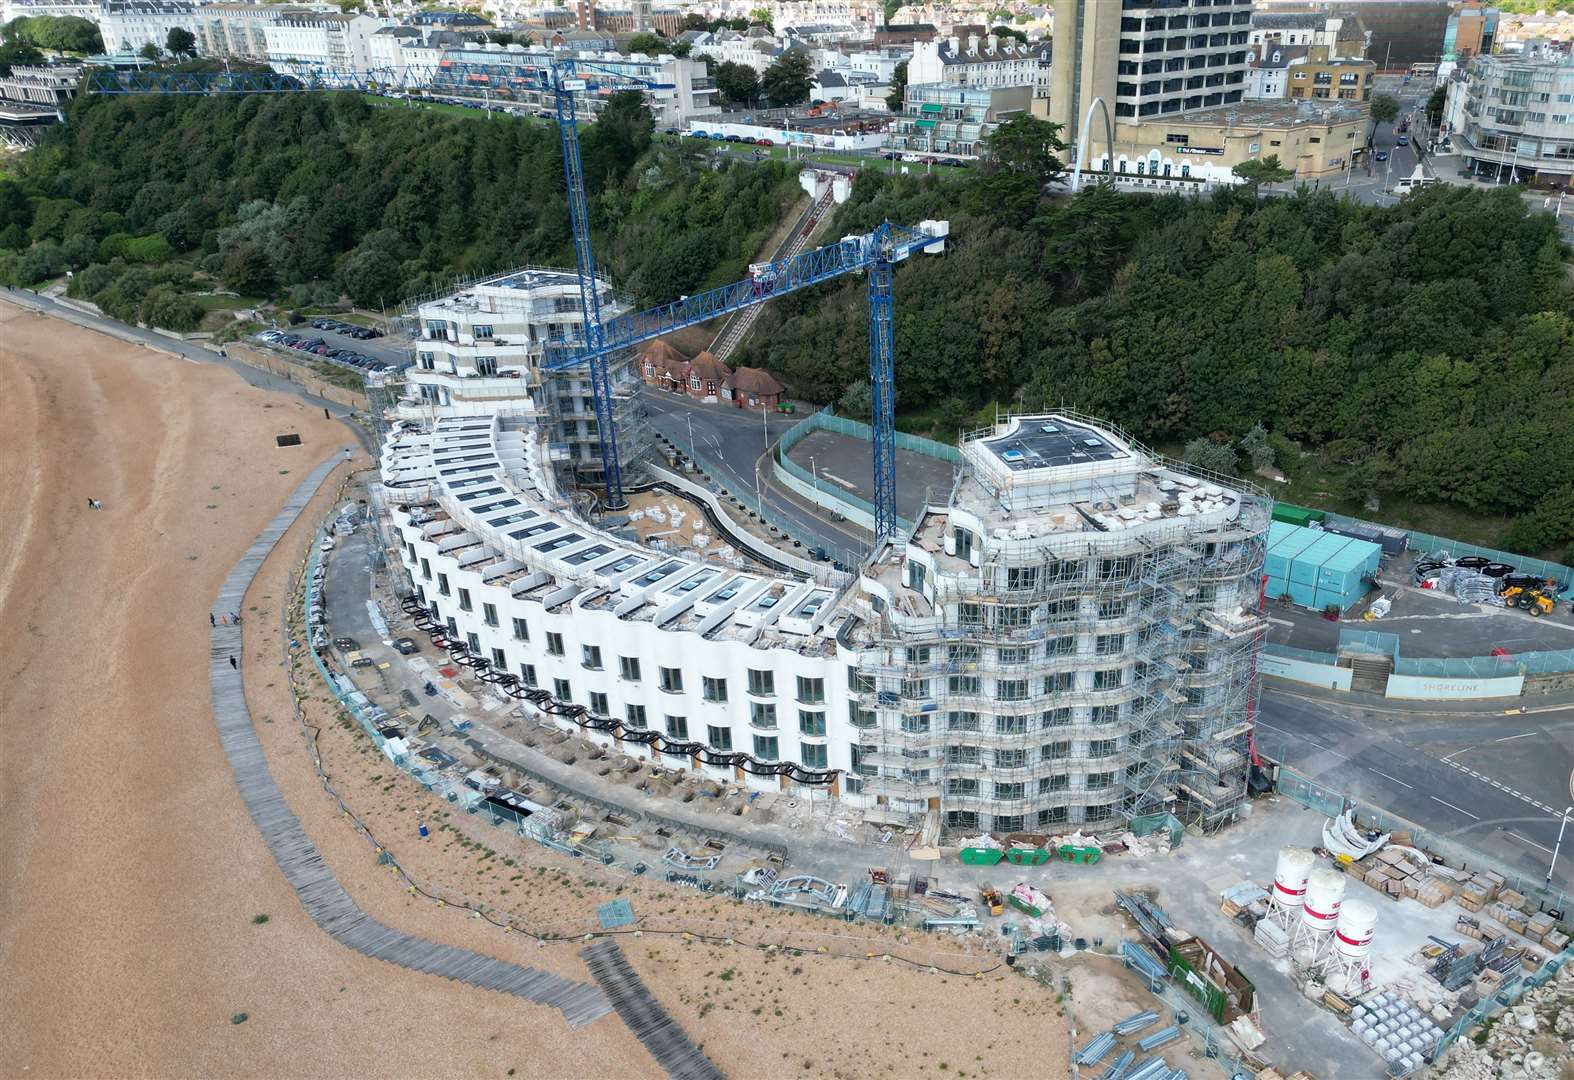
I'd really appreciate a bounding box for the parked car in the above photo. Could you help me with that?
[1396,135,1409,147]
[1375,151,1389,162]
[333,636,361,651]
[690,129,708,138]
[755,138,774,146]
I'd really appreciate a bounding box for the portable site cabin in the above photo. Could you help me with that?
[1263,523,1382,613]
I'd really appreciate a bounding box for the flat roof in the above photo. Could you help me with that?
[980,417,1128,472]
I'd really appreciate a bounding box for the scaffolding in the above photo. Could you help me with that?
[847,415,1271,836]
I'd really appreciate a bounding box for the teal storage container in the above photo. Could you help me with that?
[1291,533,1351,586]
[1265,575,1290,602]
[1287,579,1319,608]
[1313,588,1349,613]
[1267,520,1296,548]
[1266,528,1321,580]
[1318,536,1381,595]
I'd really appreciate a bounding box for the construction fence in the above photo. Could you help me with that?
[1321,509,1574,587]
[1272,769,1571,917]
[1433,941,1574,1062]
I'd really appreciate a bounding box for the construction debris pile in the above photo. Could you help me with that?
[1072,1010,1190,1080]
[1430,959,1574,1080]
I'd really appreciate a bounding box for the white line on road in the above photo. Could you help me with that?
[1507,831,1554,854]
[1430,796,1480,820]
[1369,770,1413,789]
[1442,747,1473,761]
[1495,732,1537,742]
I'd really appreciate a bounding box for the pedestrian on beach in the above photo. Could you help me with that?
[228,656,238,669]
[232,611,242,625]
[209,613,216,627]
[324,407,331,420]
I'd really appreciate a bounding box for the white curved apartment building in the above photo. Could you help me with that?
[381,274,1271,835]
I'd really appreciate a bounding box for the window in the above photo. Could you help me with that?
[994,781,1025,801]
[1047,636,1076,657]
[947,710,980,731]
[847,666,874,693]
[619,656,641,681]
[798,710,826,736]
[659,667,684,693]
[511,617,529,641]
[747,669,775,696]
[552,677,572,702]
[995,748,1028,769]
[589,691,609,715]
[437,572,450,597]
[906,645,932,665]
[1042,741,1071,761]
[582,645,603,670]
[900,713,930,733]
[458,588,472,612]
[800,743,827,769]
[1037,806,1069,826]
[1087,770,1114,789]
[420,557,431,580]
[1044,672,1075,694]
[546,632,564,657]
[697,676,727,703]
[1098,599,1127,619]
[753,735,779,761]
[1095,633,1125,655]
[1092,705,1121,726]
[1094,669,1124,690]
[1006,566,1039,591]
[849,703,875,728]
[475,356,497,377]
[519,663,537,688]
[1042,708,1071,728]
[707,725,733,751]
[902,677,930,700]
[466,632,480,653]
[665,715,689,740]
[491,647,506,670]
[1039,774,1069,793]
[1089,738,1118,758]
[1086,804,1115,823]
[947,810,979,830]
[948,674,981,696]
[625,704,647,729]
[996,679,1028,702]
[944,745,981,765]
[996,714,1028,735]
[998,646,1031,666]
[796,676,825,704]
[750,702,777,729]
[946,777,979,796]
[445,617,457,636]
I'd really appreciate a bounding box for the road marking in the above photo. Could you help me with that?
[1430,796,1480,820]
[1495,732,1537,742]
[1370,770,1413,789]
[1442,747,1473,761]
[1506,831,1554,855]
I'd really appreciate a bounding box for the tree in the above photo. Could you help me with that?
[626,31,668,57]
[981,113,1066,188]
[6,15,102,53]
[749,7,771,26]
[1183,437,1238,475]
[885,59,907,113]
[1425,85,1448,127]
[1369,93,1399,126]
[761,50,811,107]
[1241,422,1276,472]
[1231,154,1293,195]
[0,38,43,75]
[991,25,1027,43]
[138,42,160,61]
[839,377,871,421]
[165,26,195,57]
[714,60,758,106]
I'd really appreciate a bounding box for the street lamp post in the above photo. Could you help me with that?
[1549,805,1574,889]
[810,454,818,492]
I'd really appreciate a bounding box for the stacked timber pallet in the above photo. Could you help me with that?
[1346,848,1454,907]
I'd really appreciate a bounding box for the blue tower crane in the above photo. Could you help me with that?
[81,64,948,545]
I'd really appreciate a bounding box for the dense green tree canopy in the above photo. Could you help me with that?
[3,14,102,54]
[761,51,811,107]
[713,60,759,106]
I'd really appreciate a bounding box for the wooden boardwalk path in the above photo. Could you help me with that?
[207,459,610,1028]
[581,940,725,1080]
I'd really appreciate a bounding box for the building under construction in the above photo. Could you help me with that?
[382,280,1271,836]
[843,412,1271,831]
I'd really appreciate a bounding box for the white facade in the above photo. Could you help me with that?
[97,0,196,55]
[382,280,1270,833]
[909,34,1049,102]
[263,12,391,71]
[193,3,337,61]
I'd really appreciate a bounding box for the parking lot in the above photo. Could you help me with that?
[256,316,410,376]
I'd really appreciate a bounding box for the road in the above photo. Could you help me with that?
[1256,682,1574,894]
[640,390,873,563]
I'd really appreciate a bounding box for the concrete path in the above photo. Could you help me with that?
[208,457,612,1028]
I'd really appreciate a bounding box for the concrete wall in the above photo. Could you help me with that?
[229,344,369,411]
[1260,652,1353,691]
[1385,673,1525,700]
[772,455,876,532]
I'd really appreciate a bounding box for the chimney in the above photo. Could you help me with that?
[967,33,978,54]
[986,32,997,54]
[948,34,958,54]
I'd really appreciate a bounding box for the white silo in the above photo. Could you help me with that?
[1325,899,1377,994]
[1292,868,1346,959]
[1268,846,1315,929]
